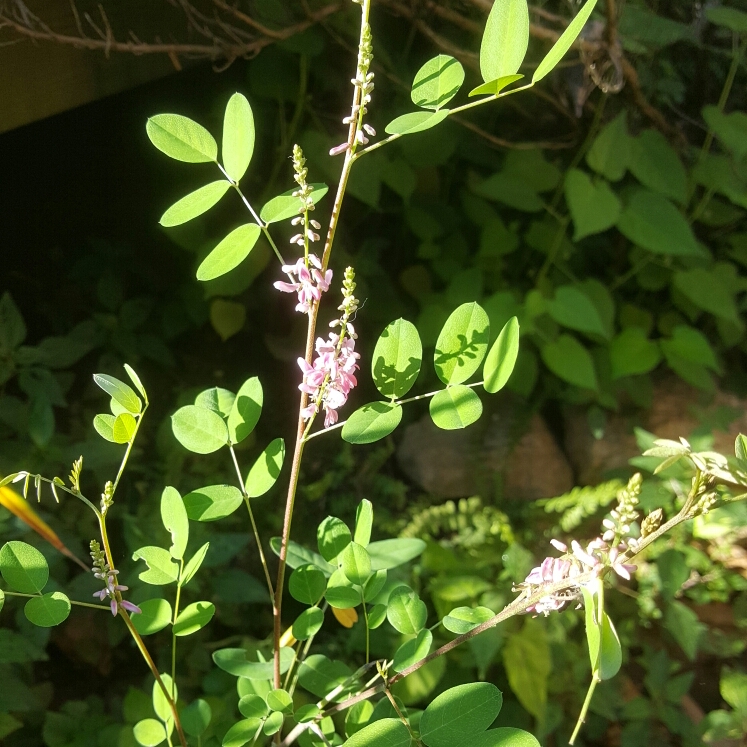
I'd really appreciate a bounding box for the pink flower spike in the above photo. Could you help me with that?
[550,539,567,553]
[110,599,118,616]
[120,600,142,615]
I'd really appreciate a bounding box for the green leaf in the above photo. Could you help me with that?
[325,569,362,609]
[430,386,483,430]
[0,292,26,350]
[297,654,354,701]
[124,364,148,403]
[385,110,450,136]
[541,334,598,390]
[293,606,325,640]
[706,6,747,33]
[181,542,210,586]
[411,55,465,110]
[664,600,704,660]
[195,386,235,417]
[420,682,503,747]
[181,700,212,738]
[317,517,352,562]
[367,603,387,629]
[617,190,703,257]
[263,710,284,736]
[227,377,263,444]
[609,328,661,379]
[24,591,71,627]
[342,402,403,444]
[160,181,231,227]
[93,373,141,413]
[196,223,262,282]
[260,184,328,224]
[372,318,422,398]
[470,729,541,747]
[341,542,371,586]
[245,438,285,497]
[354,499,373,547]
[483,317,519,393]
[480,0,529,83]
[153,673,177,723]
[564,169,621,240]
[503,620,550,721]
[147,114,217,163]
[0,541,49,593]
[112,413,137,443]
[660,325,720,372]
[443,606,495,634]
[222,719,261,747]
[342,718,411,747]
[289,564,327,605]
[703,106,747,161]
[223,93,255,182]
[673,269,739,321]
[213,647,295,679]
[133,718,167,747]
[720,669,747,718]
[435,302,491,385]
[586,111,631,181]
[345,701,374,738]
[295,704,322,724]
[387,586,427,634]
[367,538,426,571]
[736,434,747,462]
[239,694,268,720]
[267,688,293,715]
[160,486,189,560]
[171,405,229,454]
[183,484,243,522]
[548,285,609,338]
[270,537,335,575]
[599,612,622,680]
[132,598,173,635]
[629,130,687,203]
[363,569,387,602]
[173,601,215,636]
[132,546,179,585]
[93,414,117,443]
[532,0,597,82]
[468,74,523,97]
[393,628,432,673]
[657,549,689,602]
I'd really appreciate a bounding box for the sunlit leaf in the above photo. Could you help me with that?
[434,303,490,385]
[181,542,210,586]
[340,542,371,586]
[354,499,373,547]
[469,74,523,97]
[372,319,422,398]
[289,564,327,605]
[24,591,71,627]
[385,110,450,136]
[160,486,189,560]
[196,224,262,282]
[483,317,519,393]
[171,405,228,454]
[430,386,483,430]
[0,540,48,593]
[93,373,142,413]
[223,93,255,182]
[293,606,325,640]
[213,646,294,679]
[227,377,263,444]
[342,402,403,444]
[159,181,230,227]
[480,0,529,83]
[393,629,432,672]
[183,484,243,522]
[132,546,179,585]
[343,718,411,747]
[532,0,597,82]
[411,55,465,110]
[132,598,173,636]
[245,438,285,498]
[173,601,215,636]
[260,184,328,224]
[387,586,427,634]
[147,114,217,163]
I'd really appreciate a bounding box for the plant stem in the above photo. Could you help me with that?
[229,446,275,601]
[384,687,423,746]
[362,603,370,664]
[121,610,188,747]
[569,674,600,745]
[171,560,184,690]
[2,590,111,611]
[272,0,372,691]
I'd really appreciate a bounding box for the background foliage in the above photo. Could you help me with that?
[2,0,747,744]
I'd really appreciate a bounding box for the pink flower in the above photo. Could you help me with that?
[298,329,360,427]
[274,254,333,314]
[93,568,141,616]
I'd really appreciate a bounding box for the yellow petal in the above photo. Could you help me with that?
[0,485,88,570]
[279,625,297,648]
[332,606,359,628]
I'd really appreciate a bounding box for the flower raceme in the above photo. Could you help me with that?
[93,567,142,616]
[298,330,360,427]
[274,254,332,315]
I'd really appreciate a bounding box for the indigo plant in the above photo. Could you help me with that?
[2,1,747,746]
